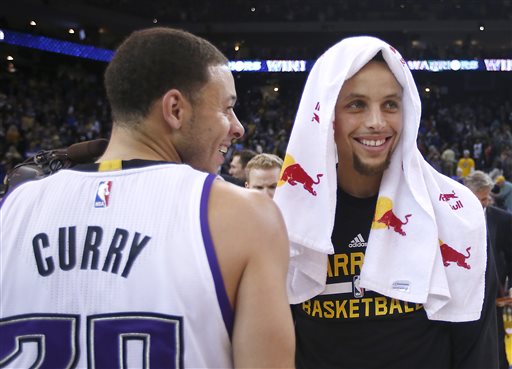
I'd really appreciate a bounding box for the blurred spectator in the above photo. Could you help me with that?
[0,145,23,185]
[441,145,457,177]
[457,149,476,178]
[228,149,257,182]
[426,145,442,172]
[245,153,283,199]
[492,175,512,213]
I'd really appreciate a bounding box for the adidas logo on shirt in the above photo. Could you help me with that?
[348,233,367,248]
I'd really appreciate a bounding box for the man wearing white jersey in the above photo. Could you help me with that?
[0,27,294,368]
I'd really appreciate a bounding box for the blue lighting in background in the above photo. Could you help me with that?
[1,28,511,72]
[0,29,114,62]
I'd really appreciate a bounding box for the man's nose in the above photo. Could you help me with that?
[231,113,245,139]
[366,107,386,130]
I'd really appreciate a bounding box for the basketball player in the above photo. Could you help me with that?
[274,36,497,368]
[0,28,294,368]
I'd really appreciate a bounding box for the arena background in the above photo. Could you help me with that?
[1,0,511,182]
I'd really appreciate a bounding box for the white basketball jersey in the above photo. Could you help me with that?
[0,161,233,368]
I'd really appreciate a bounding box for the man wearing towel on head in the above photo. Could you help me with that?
[274,36,498,368]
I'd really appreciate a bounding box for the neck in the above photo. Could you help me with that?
[337,165,382,198]
[98,120,182,164]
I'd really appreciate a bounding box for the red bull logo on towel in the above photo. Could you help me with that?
[371,197,411,236]
[389,46,407,66]
[438,190,464,211]
[311,101,320,124]
[278,154,323,196]
[439,240,471,270]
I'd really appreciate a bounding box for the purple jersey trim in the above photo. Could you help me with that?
[200,174,234,337]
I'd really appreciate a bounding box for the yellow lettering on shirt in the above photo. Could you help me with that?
[349,299,359,318]
[332,254,348,277]
[404,301,415,313]
[323,301,335,318]
[301,251,424,320]
[375,296,388,315]
[312,300,323,318]
[301,297,423,320]
[302,300,311,315]
[350,252,364,274]
[328,252,365,277]
[336,300,348,318]
[389,298,403,314]
[361,298,373,317]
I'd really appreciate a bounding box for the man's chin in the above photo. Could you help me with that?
[353,155,391,176]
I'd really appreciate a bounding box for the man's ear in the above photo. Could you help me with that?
[161,89,191,130]
[245,181,250,189]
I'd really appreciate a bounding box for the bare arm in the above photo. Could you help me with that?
[209,181,295,368]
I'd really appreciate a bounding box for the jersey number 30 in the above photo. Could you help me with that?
[0,312,183,368]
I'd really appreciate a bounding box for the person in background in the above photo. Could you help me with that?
[493,175,512,213]
[464,170,512,369]
[0,27,294,369]
[441,145,457,177]
[228,149,257,182]
[245,153,283,199]
[457,149,476,178]
[426,145,442,172]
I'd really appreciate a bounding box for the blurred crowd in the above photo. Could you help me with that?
[1,59,511,211]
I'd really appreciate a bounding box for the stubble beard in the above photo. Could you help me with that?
[353,150,393,176]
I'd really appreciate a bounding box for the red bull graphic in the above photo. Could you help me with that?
[280,163,323,196]
[371,197,412,236]
[277,155,323,196]
[438,191,458,201]
[389,45,406,66]
[438,190,463,210]
[377,210,411,236]
[311,101,320,124]
[439,240,471,269]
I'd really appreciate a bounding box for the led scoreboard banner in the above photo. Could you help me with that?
[1,29,511,72]
[230,58,512,72]
[405,59,512,72]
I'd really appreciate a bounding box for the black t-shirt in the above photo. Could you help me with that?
[292,188,498,369]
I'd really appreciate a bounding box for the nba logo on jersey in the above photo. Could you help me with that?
[353,275,365,298]
[95,180,112,208]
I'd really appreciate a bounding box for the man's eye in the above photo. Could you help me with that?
[347,100,364,109]
[384,101,400,110]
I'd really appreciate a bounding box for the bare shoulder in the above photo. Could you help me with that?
[209,179,288,248]
[207,179,289,307]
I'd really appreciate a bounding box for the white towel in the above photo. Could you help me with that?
[274,36,487,322]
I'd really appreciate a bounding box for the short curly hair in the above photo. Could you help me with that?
[104,27,228,126]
